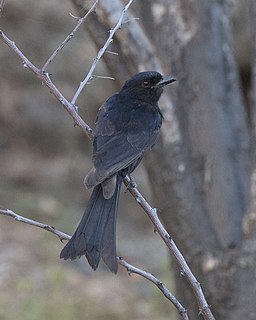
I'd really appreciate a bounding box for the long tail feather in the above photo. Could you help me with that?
[60,175,122,273]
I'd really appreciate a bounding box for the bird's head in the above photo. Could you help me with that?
[121,71,176,104]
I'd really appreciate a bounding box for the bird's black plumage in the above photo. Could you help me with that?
[60,71,176,273]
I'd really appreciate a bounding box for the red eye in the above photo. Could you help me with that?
[143,80,150,87]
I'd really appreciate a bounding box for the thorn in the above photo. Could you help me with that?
[123,17,140,24]
[44,72,49,78]
[105,50,119,56]
[165,234,172,242]
[135,196,141,204]
[152,207,157,215]
[69,12,80,20]
[180,309,188,317]
[93,75,115,81]
[129,176,137,188]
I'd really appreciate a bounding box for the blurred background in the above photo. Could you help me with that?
[0,1,174,319]
[0,0,254,319]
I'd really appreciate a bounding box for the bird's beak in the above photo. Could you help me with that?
[154,76,176,88]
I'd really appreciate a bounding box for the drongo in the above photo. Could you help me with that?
[60,71,176,273]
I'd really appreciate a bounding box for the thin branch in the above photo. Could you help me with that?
[0,209,70,241]
[71,0,135,105]
[118,257,189,320]
[123,176,215,320]
[0,30,93,140]
[42,0,98,72]
[0,208,189,320]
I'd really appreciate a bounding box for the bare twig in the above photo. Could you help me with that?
[0,208,189,319]
[42,0,98,71]
[71,0,135,105]
[0,209,70,241]
[0,30,93,140]
[118,257,189,320]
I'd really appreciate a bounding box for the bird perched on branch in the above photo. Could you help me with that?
[60,71,176,273]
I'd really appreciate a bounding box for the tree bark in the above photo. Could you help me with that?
[72,0,256,318]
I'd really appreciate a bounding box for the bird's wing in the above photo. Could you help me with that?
[90,100,162,184]
[84,131,142,189]
[127,106,162,150]
[93,131,142,176]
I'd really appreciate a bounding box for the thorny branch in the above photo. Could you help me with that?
[123,176,214,320]
[0,30,94,139]
[117,257,189,320]
[42,0,98,72]
[0,209,69,242]
[0,1,215,319]
[0,209,188,320]
[71,0,134,105]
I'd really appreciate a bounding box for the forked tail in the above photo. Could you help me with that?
[60,175,122,273]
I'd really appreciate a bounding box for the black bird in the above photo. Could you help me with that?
[60,71,176,273]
